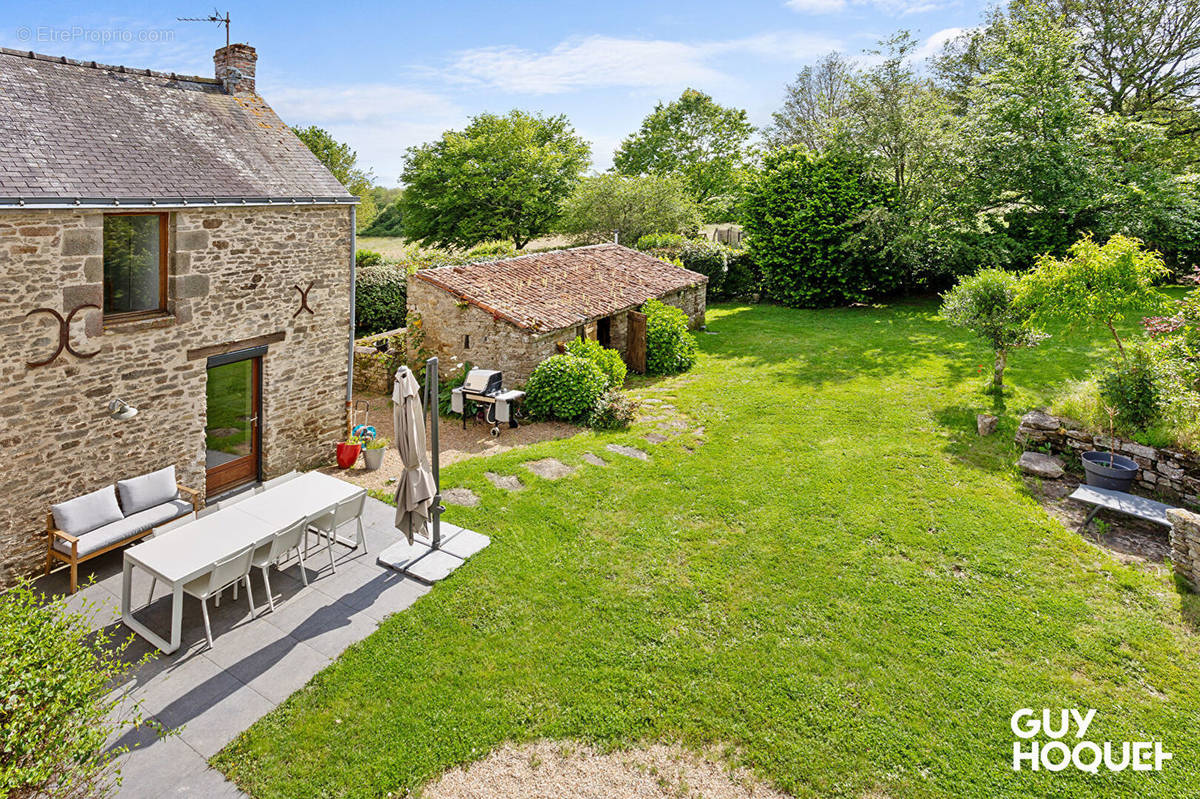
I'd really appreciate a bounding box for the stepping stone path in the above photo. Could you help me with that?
[485,472,525,491]
[655,419,690,432]
[581,452,608,466]
[442,487,480,507]
[523,458,577,479]
[643,433,669,444]
[606,444,649,461]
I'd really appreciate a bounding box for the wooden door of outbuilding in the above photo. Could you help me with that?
[626,311,646,373]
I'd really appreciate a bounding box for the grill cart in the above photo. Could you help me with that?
[451,368,525,437]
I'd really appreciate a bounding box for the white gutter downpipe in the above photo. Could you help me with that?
[346,206,357,436]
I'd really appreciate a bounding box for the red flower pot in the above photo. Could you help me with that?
[336,442,362,469]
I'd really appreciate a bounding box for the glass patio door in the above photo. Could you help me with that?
[205,352,262,495]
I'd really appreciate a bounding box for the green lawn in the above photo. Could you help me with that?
[215,300,1200,798]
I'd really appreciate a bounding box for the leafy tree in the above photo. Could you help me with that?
[292,125,378,227]
[958,6,1099,250]
[557,173,700,245]
[613,89,753,220]
[400,110,590,250]
[1016,234,1172,357]
[941,269,1045,389]
[360,197,404,237]
[765,52,856,152]
[742,147,899,307]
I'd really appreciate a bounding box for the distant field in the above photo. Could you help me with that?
[356,224,740,261]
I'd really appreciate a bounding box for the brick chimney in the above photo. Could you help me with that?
[214,43,257,95]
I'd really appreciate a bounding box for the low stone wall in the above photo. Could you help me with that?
[1016,410,1200,504]
[1169,508,1200,589]
[353,327,404,394]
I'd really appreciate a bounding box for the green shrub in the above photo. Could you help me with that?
[940,268,1044,391]
[356,263,409,336]
[723,249,761,299]
[360,199,404,236]
[588,389,639,429]
[525,355,607,422]
[642,298,697,375]
[1,580,144,798]
[565,337,627,388]
[355,249,384,268]
[1099,348,1162,430]
[466,240,517,260]
[742,147,899,307]
[636,232,688,250]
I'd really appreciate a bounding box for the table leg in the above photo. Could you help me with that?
[169,583,184,653]
[121,562,181,654]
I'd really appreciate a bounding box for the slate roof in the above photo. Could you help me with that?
[413,244,707,332]
[0,48,353,205]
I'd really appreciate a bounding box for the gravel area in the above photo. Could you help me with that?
[320,391,577,492]
[422,741,791,799]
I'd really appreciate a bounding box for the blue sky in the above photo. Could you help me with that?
[4,1,987,184]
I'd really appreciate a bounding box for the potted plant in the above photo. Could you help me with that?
[362,437,388,471]
[1081,404,1139,491]
[336,435,365,469]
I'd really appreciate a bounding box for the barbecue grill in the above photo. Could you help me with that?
[451,368,526,437]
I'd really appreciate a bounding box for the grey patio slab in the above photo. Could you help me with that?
[205,624,331,705]
[113,728,214,798]
[259,587,380,658]
[341,573,430,621]
[440,526,491,560]
[309,558,387,603]
[128,652,275,758]
[405,549,466,584]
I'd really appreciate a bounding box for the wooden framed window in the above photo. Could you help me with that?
[103,213,168,319]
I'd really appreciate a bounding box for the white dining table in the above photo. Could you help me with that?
[234,472,367,549]
[121,507,278,654]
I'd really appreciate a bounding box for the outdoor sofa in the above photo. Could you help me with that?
[46,465,200,593]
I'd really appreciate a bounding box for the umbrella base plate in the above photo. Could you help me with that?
[376,537,433,573]
[404,548,466,583]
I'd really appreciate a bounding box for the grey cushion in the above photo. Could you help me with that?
[54,499,193,556]
[118,466,179,515]
[52,485,124,537]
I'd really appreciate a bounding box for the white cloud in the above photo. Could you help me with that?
[447,32,842,95]
[911,26,966,63]
[265,84,465,185]
[785,0,943,14]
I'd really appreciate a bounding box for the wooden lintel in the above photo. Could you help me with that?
[186,331,286,361]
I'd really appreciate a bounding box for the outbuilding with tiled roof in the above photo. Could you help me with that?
[408,243,707,380]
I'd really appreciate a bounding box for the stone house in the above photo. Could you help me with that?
[0,44,357,584]
[408,244,707,381]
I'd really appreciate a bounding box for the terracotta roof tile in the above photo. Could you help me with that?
[0,48,351,202]
[414,244,707,331]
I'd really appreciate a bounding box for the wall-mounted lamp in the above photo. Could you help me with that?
[107,398,139,421]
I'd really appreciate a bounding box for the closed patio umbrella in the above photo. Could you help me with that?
[392,365,436,544]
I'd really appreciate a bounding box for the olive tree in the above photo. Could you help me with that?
[941,268,1045,390]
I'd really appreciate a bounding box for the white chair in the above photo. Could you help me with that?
[251,517,308,612]
[305,491,368,572]
[304,507,340,575]
[182,544,257,648]
[256,471,300,494]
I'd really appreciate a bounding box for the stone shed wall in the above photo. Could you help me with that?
[0,205,352,584]
[1016,410,1200,504]
[407,277,707,384]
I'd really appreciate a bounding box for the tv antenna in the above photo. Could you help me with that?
[178,10,231,48]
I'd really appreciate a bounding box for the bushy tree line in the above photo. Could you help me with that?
[750,0,1200,307]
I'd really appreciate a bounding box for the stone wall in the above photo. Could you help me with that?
[353,327,405,394]
[407,278,707,384]
[1168,508,1200,589]
[1016,410,1200,504]
[0,205,352,584]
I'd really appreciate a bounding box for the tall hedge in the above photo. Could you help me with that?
[636,235,760,300]
[355,263,408,336]
[742,147,897,307]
